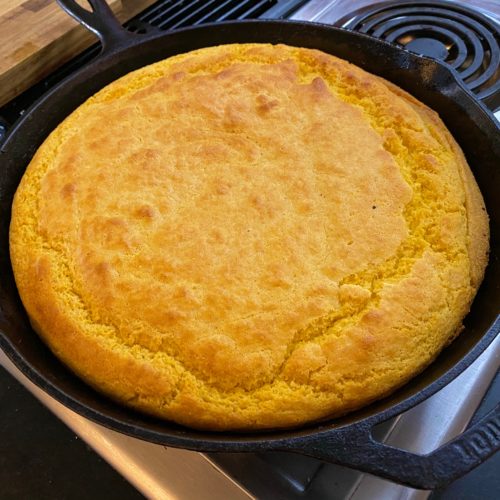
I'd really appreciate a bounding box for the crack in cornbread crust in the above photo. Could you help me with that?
[10,44,489,430]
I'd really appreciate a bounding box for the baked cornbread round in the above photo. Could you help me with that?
[10,43,489,430]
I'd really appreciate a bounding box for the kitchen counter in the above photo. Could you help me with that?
[0,365,498,499]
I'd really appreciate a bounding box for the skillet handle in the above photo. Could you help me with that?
[278,403,500,490]
[56,0,132,52]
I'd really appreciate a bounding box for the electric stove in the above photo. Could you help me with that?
[0,1,499,498]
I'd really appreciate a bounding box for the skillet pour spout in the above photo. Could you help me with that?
[0,0,498,490]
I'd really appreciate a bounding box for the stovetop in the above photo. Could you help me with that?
[0,0,499,499]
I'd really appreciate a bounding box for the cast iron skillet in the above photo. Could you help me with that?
[0,0,499,490]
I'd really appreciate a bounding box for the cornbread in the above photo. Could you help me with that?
[10,43,489,430]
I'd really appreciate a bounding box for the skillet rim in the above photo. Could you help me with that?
[0,19,499,449]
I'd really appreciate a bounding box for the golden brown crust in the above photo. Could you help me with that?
[10,44,489,430]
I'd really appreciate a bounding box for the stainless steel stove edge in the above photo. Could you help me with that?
[290,0,342,22]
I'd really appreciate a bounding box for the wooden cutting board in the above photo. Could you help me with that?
[0,0,158,108]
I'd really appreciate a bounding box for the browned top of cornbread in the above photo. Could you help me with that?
[10,43,489,430]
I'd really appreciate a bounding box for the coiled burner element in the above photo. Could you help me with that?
[341,1,500,110]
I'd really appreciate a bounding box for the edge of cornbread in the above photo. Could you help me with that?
[10,44,489,430]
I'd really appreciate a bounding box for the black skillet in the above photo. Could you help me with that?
[0,0,499,490]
